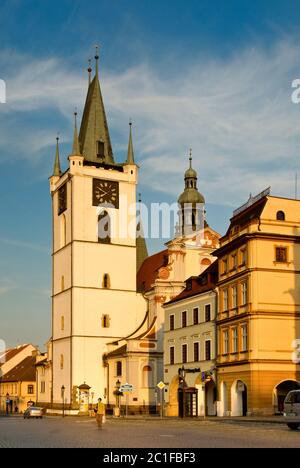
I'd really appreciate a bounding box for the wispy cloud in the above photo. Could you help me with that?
[0,237,49,253]
[1,40,300,206]
[0,278,16,296]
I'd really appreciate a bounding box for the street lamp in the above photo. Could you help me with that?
[6,393,10,415]
[114,379,122,417]
[61,385,65,418]
[178,367,186,418]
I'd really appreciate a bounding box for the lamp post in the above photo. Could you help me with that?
[178,366,186,418]
[6,393,9,415]
[114,379,121,417]
[61,385,65,418]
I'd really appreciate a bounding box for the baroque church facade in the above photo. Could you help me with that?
[47,50,220,413]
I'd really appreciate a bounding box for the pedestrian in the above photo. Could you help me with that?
[95,397,105,429]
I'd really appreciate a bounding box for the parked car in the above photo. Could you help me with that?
[284,390,300,430]
[23,407,44,419]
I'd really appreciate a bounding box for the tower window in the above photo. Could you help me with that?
[97,140,105,159]
[61,276,65,291]
[275,246,288,263]
[98,211,111,243]
[101,314,110,328]
[60,354,64,370]
[276,211,285,221]
[102,273,111,289]
[61,316,65,331]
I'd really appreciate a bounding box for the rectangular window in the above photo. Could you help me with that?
[223,289,228,311]
[193,342,199,362]
[116,361,122,376]
[205,304,211,322]
[193,308,199,325]
[222,258,228,274]
[241,282,248,305]
[182,311,187,328]
[182,344,187,364]
[275,247,287,263]
[205,341,211,361]
[223,330,229,355]
[61,316,64,331]
[169,315,175,331]
[241,248,247,265]
[170,346,175,365]
[232,285,238,309]
[27,385,34,395]
[40,381,45,394]
[231,253,237,269]
[241,324,248,352]
[232,327,238,353]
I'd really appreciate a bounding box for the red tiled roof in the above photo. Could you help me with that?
[0,344,30,368]
[137,249,168,292]
[164,260,218,306]
[1,356,36,382]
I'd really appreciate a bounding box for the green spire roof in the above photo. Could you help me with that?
[71,112,81,156]
[126,121,135,164]
[53,137,62,177]
[178,151,205,205]
[79,52,114,165]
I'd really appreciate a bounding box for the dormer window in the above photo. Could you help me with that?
[276,211,285,221]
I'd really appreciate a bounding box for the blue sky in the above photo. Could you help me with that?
[1,0,300,348]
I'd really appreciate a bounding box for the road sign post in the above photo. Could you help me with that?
[119,383,133,418]
[157,381,166,419]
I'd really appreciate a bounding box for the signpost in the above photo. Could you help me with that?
[157,381,166,419]
[120,383,133,417]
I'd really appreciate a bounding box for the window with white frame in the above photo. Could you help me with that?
[232,327,238,353]
[223,289,228,311]
[223,330,229,354]
[241,282,248,305]
[232,285,238,309]
[241,324,248,352]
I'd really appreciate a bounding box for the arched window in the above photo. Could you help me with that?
[60,214,66,248]
[98,211,111,243]
[116,361,122,377]
[102,273,110,289]
[101,314,110,328]
[142,365,154,388]
[277,211,285,221]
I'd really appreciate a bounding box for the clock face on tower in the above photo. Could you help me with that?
[93,179,119,208]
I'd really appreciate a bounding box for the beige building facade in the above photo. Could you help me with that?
[163,262,218,417]
[215,191,300,416]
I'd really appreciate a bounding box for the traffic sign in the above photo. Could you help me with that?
[120,383,133,393]
[157,381,166,390]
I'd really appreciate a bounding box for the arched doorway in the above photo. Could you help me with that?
[219,381,228,417]
[205,379,217,416]
[231,380,247,417]
[274,380,300,414]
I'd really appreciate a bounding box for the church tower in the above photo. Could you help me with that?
[49,51,146,409]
